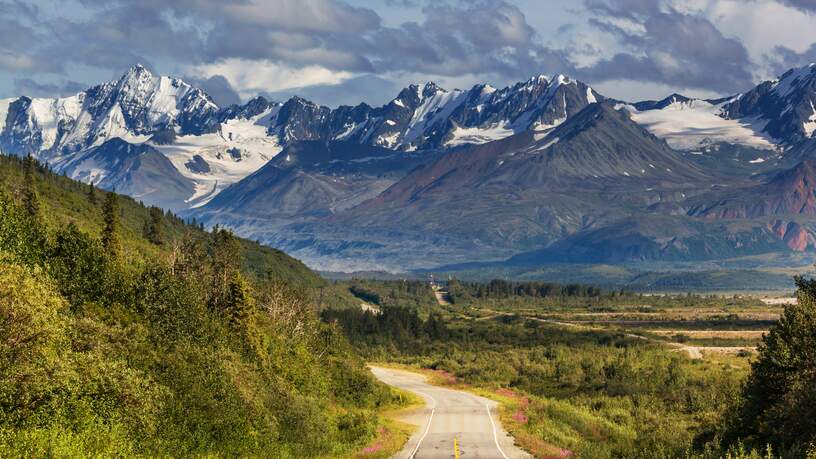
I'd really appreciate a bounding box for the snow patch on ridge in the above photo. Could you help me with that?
[154,108,281,207]
[30,96,82,150]
[804,100,816,138]
[403,87,466,145]
[773,64,816,99]
[446,122,514,147]
[626,99,777,151]
[586,88,597,104]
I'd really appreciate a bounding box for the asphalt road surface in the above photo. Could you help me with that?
[370,366,532,459]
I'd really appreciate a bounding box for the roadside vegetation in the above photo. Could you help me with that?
[326,277,816,458]
[0,154,408,457]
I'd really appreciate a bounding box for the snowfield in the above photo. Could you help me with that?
[154,109,282,207]
[446,122,514,147]
[623,99,778,151]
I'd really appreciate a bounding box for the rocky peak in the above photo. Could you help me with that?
[721,63,816,143]
[395,84,422,105]
[421,82,445,98]
[116,64,157,97]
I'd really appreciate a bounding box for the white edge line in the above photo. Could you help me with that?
[486,403,510,459]
[409,405,435,459]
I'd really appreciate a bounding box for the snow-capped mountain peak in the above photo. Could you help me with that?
[718,62,816,143]
[771,63,816,99]
[0,65,622,210]
[420,81,446,98]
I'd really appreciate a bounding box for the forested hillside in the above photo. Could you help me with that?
[0,154,402,457]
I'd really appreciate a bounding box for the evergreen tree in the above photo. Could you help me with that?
[727,276,816,454]
[87,182,97,204]
[18,155,47,259]
[101,191,120,255]
[22,155,40,219]
[225,273,255,327]
[143,207,164,245]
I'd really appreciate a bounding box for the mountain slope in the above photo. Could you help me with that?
[722,64,816,143]
[360,102,707,208]
[680,159,816,251]
[196,140,434,219]
[504,215,791,264]
[8,63,816,272]
[0,66,604,210]
[626,63,816,151]
[0,64,219,163]
[60,138,196,210]
[624,95,777,151]
[249,103,715,270]
[0,152,324,286]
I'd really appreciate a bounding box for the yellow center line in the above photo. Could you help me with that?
[454,437,460,459]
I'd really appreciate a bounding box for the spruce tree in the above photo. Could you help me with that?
[225,273,254,327]
[87,182,97,204]
[22,155,41,219]
[101,191,120,255]
[727,275,816,453]
[143,207,164,245]
[224,272,264,358]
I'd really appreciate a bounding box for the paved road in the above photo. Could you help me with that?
[370,366,532,459]
[431,286,452,306]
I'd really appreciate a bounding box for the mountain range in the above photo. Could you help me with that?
[4,63,816,274]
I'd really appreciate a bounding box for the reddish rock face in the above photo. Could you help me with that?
[694,161,816,220]
[769,220,814,251]
[769,160,816,216]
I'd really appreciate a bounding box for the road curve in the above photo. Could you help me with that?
[370,366,532,459]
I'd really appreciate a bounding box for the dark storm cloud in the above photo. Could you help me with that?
[0,1,63,73]
[42,3,203,71]
[2,0,787,100]
[360,1,566,77]
[197,0,564,78]
[778,0,816,14]
[578,0,755,92]
[765,43,816,76]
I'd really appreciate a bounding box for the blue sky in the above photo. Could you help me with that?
[4,0,816,107]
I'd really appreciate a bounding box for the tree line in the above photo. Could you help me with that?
[447,277,605,303]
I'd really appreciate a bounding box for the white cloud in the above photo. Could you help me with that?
[0,52,37,71]
[187,58,356,100]
[678,0,816,78]
[591,78,721,101]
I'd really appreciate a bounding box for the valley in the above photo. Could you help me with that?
[325,277,788,457]
[7,2,816,458]
[0,149,811,458]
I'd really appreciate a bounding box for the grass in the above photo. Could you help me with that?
[347,378,422,458]
[346,418,416,459]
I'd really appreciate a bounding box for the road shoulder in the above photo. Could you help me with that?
[369,364,533,459]
[345,375,423,459]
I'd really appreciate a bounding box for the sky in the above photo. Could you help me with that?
[4,0,816,108]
